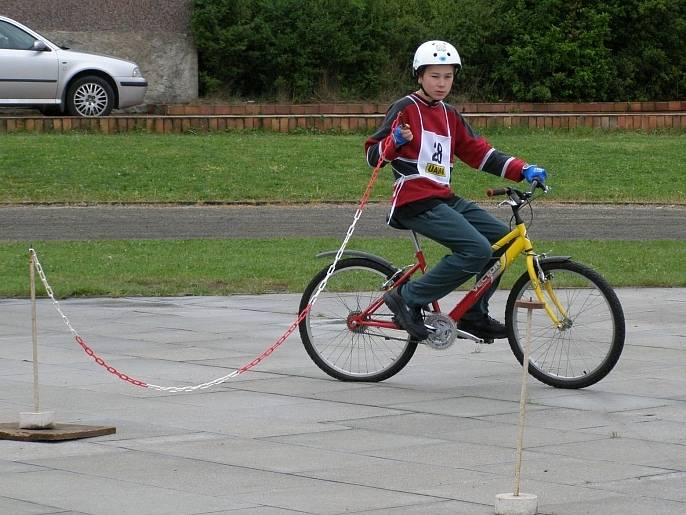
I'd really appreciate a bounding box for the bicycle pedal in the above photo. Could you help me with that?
[455,329,486,344]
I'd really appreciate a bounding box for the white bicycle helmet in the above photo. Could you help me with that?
[412,40,462,77]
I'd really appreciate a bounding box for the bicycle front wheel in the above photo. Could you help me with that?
[506,260,625,389]
[298,258,418,382]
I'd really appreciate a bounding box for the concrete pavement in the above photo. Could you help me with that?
[0,288,685,514]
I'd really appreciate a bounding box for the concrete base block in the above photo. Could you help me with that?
[19,411,55,429]
[0,422,116,442]
[495,492,538,515]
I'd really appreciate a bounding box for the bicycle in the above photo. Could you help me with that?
[298,181,625,388]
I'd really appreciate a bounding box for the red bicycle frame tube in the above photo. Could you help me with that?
[449,223,532,320]
[352,222,534,331]
[356,247,430,330]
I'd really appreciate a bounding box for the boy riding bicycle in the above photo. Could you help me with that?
[364,40,548,342]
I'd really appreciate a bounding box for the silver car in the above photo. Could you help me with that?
[0,16,147,117]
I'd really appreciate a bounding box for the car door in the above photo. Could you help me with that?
[0,19,58,103]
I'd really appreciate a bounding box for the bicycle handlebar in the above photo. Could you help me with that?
[486,180,548,199]
[531,179,549,193]
[486,187,510,197]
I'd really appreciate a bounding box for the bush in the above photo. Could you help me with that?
[493,0,617,101]
[191,0,686,102]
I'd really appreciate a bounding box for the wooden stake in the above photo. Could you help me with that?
[513,298,545,496]
[30,250,40,413]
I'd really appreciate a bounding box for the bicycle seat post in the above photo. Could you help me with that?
[409,230,422,253]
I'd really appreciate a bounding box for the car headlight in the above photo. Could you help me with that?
[132,67,142,77]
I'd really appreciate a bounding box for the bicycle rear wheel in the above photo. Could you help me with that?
[506,260,625,389]
[299,258,417,382]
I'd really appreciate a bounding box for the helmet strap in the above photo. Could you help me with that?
[417,85,440,106]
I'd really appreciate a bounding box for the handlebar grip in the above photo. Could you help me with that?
[486,188,510,197]
[531,179,550,193]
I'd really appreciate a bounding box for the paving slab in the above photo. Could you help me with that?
[0,469,255,514]
[0,496,67,515]
[24,449,319,497]
[227,481,442,515]
[353,499,496,514]
[418,475,617,507]
[474,453,674,486]
[541,493,686,515]
[0,288,684,514]
[585,470,686,503]
[531,437,686,469]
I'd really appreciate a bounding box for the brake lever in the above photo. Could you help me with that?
[529,180,550,195]
[498,198,519,208]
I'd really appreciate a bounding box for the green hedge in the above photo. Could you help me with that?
[191,0,686,103]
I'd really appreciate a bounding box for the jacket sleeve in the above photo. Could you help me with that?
[453,112,526,182]
[364,100,407,168]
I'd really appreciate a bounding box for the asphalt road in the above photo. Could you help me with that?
[1,203,684,241]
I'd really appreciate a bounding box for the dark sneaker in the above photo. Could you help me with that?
[383,289,429,341]
[457,315,508,340]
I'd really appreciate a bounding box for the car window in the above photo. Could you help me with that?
[0,20,38,50]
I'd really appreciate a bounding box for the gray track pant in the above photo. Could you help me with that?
[395,197,509,321]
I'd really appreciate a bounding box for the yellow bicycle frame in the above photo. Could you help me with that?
[492,221,568,328]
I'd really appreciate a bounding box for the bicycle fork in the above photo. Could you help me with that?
[526,254,571,330]
[490,225,571,331]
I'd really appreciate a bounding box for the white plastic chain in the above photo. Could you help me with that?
[28,136,389,393]
[31,250,79,340]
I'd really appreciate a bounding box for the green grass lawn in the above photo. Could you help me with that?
[1,129,684,204]
[2,239,683,298]
[2,129,684,297]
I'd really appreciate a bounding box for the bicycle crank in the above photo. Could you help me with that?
[423,313,457,350]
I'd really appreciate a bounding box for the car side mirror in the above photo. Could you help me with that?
[32,40,49,51]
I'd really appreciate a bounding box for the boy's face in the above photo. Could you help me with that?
[418,64,454,100]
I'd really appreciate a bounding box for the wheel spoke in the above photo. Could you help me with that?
[301,261,416,381]
[508,261,624,388]
[73,82,110,116]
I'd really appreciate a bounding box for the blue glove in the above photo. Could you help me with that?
[522,164,548,184]
[391,125,409,147]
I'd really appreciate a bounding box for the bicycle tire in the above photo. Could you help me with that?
[299,258,418,382]
[505,260,625,389]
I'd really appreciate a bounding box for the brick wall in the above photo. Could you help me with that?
[2,112,685,134]
[154,101,686,116]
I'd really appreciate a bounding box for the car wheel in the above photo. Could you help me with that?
[66,76,115,117]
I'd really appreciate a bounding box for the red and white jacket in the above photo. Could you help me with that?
[365,93,526,212]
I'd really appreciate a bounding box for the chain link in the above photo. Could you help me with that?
[26,127,394,393]
[31,249,151,388]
